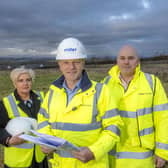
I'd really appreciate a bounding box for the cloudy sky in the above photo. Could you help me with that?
[0,0,167,58]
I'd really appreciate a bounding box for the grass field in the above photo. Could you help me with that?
[0,62,168,167]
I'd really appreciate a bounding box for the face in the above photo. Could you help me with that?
[14,73,32,95]
[58,59,85,83]
[117,46,139,76]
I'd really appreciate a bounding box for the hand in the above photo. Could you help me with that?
[71,147,95,163]
[40,145,55,155]
[154,155,166,168]
[8,134,25,146]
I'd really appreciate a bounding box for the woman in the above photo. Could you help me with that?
[0,67,48,168]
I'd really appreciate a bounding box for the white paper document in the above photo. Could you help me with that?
[19,130,80,151]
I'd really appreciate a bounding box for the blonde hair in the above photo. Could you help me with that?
[10,66,35,84]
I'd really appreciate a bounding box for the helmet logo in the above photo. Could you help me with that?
[64,48,77,52]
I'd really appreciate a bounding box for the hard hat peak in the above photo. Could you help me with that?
[56,37,87,60]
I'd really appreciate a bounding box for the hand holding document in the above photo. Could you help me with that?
[19,130,80,152]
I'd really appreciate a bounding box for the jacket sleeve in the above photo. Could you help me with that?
[153,76,168,160]
[0,101,12,145]
[88,84,124,160]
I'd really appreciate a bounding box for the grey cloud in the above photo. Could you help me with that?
[0,0,167,57]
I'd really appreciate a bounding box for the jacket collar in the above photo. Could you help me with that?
[52,70,92,92]
[108,64,141,81]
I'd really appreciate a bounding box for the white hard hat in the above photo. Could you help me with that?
[5,117,38,136]
[56,37,87,60]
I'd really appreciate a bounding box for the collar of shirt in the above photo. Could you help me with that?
[52,70,92,92]
[119,74,131,91]
[24,99,33,109]
[24,99,33,105]
[62,78,81,105]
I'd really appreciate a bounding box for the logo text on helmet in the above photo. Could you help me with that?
[64,48,77,52]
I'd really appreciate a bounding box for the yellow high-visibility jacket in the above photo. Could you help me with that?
[38,71,123,168]
[3,90,45,167]
[103,64,168,161]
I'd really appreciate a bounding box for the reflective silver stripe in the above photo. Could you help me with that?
[51,121,101,131]
[92,83,103,122]
[35,91,43,102]
[102,109,118,119]
[144,73,153,91]
[139,127,154,136]
[137,107,152,116]
[48,89,54,112]
[38,121,49,129]
[39,108,49,119]
[7,94,20,117]
[120,107,153,118]
[153,103,168,112]
[115,151,154,159]
[55,150,74,158]
[156,142,168,150]
[14,143,34,149]
[104,76,111,85]
[106,125,120,136]
[120,110,136,118]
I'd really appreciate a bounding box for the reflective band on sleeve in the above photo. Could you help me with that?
[105,125,120,136]
[102,109,119,119]
[55,150,75,158]
[139,127,154,136]
[14,143,34,149]
[51,121,102,131]
[113,150,154,159]
[7,94,20,117]
[39,108,49,119]
[38,121,50,129]
[156,142,168,150]
[153,103,168,112]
